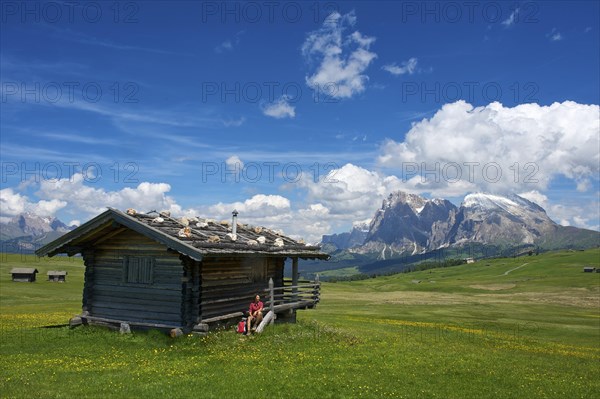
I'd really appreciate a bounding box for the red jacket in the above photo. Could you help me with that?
[249,301,263,314]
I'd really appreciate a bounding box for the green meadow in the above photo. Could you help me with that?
[1,249,599,398]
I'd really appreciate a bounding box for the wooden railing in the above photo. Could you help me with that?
[200,276,320,324]
[263,275,321,314]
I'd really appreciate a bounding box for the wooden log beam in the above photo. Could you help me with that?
[292,257,299,302]
[200,294,256,306]
[272,300,314,312]
[83,315,181,330]
[277,284,317,290]
[269,278,274,315]
[256,310,275,333]
[202,312,244,324]
[63,245,84,256]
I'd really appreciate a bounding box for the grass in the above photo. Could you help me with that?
[0,250,599,398]
[319,266,360,278]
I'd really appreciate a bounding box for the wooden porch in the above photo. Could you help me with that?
[76,275,321,334]
[199,275,321,330]
[265,276,321,313]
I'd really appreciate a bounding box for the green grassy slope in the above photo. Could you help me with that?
[315,249,600,345]
[0,250,598,398]
[0,254,84,319]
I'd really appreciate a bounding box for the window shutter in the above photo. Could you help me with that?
[123,256,154,284]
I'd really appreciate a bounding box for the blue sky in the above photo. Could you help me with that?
[1,1,599,241]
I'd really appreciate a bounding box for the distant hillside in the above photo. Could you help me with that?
[310,191,600,277]
[302,242,542,280]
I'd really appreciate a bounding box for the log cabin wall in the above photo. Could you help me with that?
[83,229,185,326]
[181,256,201,328]
[199,256,284,320]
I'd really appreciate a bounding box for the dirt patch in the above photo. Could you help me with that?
[325,287,599,308]
[469,284,516,291]
[483,292,600,308]
[326,291,473,306]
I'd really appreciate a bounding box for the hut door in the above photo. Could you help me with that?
[251,259,267,283]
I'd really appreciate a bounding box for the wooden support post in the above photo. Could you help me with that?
[269,277,275,317]
[196,260,203,324]
[314,274,320,307]
[192,260,201,324]
[182,258,193,328]
[292,257,299,302]
[81,250,94,313]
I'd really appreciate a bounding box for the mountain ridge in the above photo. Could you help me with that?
[0,213,76,253]
[321,191,599,257]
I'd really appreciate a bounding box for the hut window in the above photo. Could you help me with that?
[124,256,154,284]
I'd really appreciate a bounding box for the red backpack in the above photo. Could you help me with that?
[237,320,246,334]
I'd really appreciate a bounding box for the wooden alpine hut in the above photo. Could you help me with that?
[35,208,328,334]
[10,268,39,282]
[47,271,68,282]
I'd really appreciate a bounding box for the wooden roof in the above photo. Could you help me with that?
[10,268,38,274]
[35,208,329,261]
[47,271,68,276]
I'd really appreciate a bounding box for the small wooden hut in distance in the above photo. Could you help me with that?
[47,271,68,282]
[36,208,328,334]
[10,268,39,282]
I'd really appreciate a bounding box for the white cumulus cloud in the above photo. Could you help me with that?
[519,190,599,231]
[37,173,182,216]
[204,194,291,219]
[382,58,418,75]
[197,194,331,242]
[262,96,296,119]
[298,163,404,222]
[225,155,244,169]
[33,199,68,217]
[0,188,28,218]
[378,100,600,197]
[302,11,377,99]
[0,188,67,221]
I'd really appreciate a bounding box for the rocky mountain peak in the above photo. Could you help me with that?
[322,191,596,259]
[364,191,457,254]
[2,213,73,238]
[382,191,427,214]
[0,213,76,253]
[321,223,370,250]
